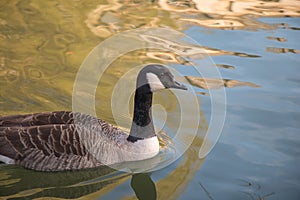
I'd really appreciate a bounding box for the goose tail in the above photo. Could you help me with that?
[0,130,16,164]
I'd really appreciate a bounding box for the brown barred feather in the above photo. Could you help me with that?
[0,111,125,171]
[0,111,74,127]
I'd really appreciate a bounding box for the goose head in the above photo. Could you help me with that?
[128,64,187,141]
[136,64,187,92]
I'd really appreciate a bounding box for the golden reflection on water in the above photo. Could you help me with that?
[1,0,299,115]
[266,36,287,42]
[0,0,102,115]
[186,76,261,90]
[86,0,300,35]
[266,47,299,54]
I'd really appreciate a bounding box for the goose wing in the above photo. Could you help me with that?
[0,124,85,158]
[0,111,74,127]
[0,124,104,171]
[0,112,127,171]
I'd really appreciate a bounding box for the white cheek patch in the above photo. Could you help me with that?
[146,73,165,92]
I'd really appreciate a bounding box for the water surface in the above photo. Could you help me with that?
[0,0,300,199]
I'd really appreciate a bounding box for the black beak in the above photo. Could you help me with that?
[171,80,188,90]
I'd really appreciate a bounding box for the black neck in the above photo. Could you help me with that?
[127,84,156,142]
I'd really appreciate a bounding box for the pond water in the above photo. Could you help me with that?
[0,0,300,199]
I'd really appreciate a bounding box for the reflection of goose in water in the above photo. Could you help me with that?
[0,165,118,199]
[131,173,157,200]
[0,164,156,200]
[0,64,187,171]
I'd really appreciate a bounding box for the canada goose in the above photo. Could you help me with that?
[0,64,187,171]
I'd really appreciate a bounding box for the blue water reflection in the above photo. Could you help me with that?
[185,17,300,199]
